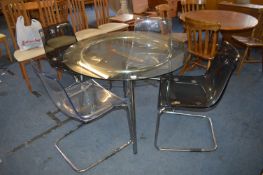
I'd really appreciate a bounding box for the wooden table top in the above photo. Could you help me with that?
[180,10,258,31]
[218,1,263,10]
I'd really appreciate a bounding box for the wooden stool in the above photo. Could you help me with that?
[0,33,13,62]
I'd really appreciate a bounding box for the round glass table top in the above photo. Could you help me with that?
[64,31,184,80]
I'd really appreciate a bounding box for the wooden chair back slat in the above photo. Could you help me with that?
[252,9,263,39]
[68,0,89,32]
[185,17,220,60]
[1,0,31,49]
[204,30,209,55]
[94,0,110,26]
[155,4,170,19]
[181,0,206,14]
[38,0,62,27]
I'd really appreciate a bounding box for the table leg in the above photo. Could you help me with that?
[126,80,137,154]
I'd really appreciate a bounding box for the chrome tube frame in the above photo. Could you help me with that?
[54,107,132,173]
[126,80,137,154]
[154,108,218,152]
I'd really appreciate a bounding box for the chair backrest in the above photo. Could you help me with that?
[39,22,77,69]
[204,42,239,107]
[185,17,220,60]
[32,60,121,122]
[155,4,170,19]
[1,0,31,49]
[93,0,110,26]
[252,8,263,39]
[31,60,80,119]
[132,17,174,66]
[67,0,89,33]
[134,16,172,35]
[37,0,63,27]
[181,0,206,14]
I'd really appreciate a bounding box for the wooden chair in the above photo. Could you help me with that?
[1,0,31,50]
[232,9,263,74]
[1,0,46,93]
[155,42,239,152]
[93,0,129,33]
[0,33,13,62]
[2,0,68,93]
[67,0,107,41]
[155,1,178,18]
[181,0,206,14]
[155,4,187,43]
[155,4,170,18]
[180,17,220,74]
[37,0,65,27]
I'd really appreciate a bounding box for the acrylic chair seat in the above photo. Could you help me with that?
[53,78,127,123]
[155,42,240,152]
[159,76,208,108]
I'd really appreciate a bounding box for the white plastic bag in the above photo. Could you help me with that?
[16,16,43,51]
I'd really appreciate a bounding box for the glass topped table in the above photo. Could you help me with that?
[64,31,185,154]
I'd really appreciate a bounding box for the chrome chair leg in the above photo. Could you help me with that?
[123,80,127,97]
[55,108,132,173]
[154,109,218,152]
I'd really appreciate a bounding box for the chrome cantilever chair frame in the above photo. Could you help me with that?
[155,109,217,152]
[55,121,131,172]
[53,95,132,173]
[154,41,239,152]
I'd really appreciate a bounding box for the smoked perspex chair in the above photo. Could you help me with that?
[154,42,239,152]
[39,22,77,70]
[31,59,132,173]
